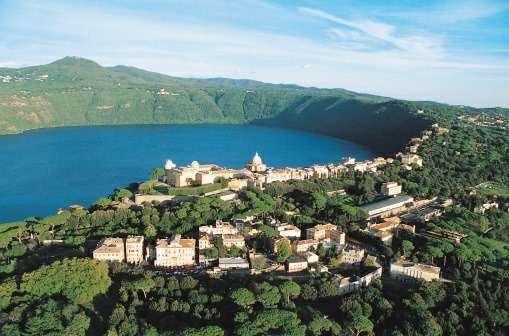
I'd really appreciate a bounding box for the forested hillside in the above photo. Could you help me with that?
[2,57,508,154]
[0,57,430,154]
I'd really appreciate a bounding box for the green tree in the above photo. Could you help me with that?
[114,188,133,201]
[144,224,157,238]
[252,282,281,308]
[229,288,256,309]
[251,256,266,270]
[279,280,301,306]
[401,240,415,257]
[21,258,111,303]
[275,238,292,263]
[300,283,318,301]
[23,299,90,336]
[179,325,224,336]
[151,167,165,180]
[257,224,277,238]
[131,277,156,299]
[213,235,223,248]
[348,315,373,336]
[0,277,17,309]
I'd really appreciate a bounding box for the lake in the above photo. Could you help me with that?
[0,124,374,223]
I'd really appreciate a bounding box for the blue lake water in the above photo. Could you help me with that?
[0,124,374,223]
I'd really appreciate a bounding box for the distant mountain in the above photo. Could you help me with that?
[1,56,505,154]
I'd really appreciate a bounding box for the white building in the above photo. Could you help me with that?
[199,221,238,236]
[390,260,440,282]
[222,234,246,249]
[154,234,195,267]
[292,239,319,253]
[360,195,414,217]
[286,257,308,273]
[337,266,383,295]
[245,152,267,172]
[381,182,402,196]
[274,224,301,239]
[125,235,144,264]
[218,257,250,270]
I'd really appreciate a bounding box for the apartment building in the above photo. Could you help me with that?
[125,235,144,264]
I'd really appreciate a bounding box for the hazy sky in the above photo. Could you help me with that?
[1,0,508,107]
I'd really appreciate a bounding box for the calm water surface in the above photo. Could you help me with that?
[0,124,374,223]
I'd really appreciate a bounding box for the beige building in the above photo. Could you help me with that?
[341,247,365,265]
[292,239,319,253]
[365,229,393,246]
[381,182,402,196]
[298,251,319,264]
[198,232,213,250]
[93,237,125,263]
[400,154,423,167]
[306,223,345,244]
[286,257,308,273]
[154,234,195,267]
[165,159,247,187]
[222,234,246,249]
[311,165,329,179]
[199,221,238,236]
[245,152,267,172]
[390,260,440,282]
[125,235,144,264]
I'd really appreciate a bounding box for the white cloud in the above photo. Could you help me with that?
[302,64,312,69]
[299,7,444,58]
[425,0,507,23]
[0,61,27,68]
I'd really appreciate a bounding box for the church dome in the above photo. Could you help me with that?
[252,152,262,165]
[191,160,200,169]
[165,159,176,170]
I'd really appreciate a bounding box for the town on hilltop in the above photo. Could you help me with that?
[89,143,448,295]
[2,109,509,335]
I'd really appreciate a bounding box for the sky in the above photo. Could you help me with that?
[1,0,508,107]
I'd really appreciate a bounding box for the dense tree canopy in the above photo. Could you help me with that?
[20,258,111,303]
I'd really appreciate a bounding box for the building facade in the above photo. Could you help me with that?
[390,260,440,282]
[381,182,402,196]
[125,235,144,264]
[93,237,125,263]
[154,234,195,267]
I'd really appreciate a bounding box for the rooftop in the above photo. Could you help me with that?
[310,223,337,231]
[218,257,249,265]
[126,235,144,243]
[360,195,414,213]
[156,235,195,249]
[296,239,319,246]
[392,260,440,274]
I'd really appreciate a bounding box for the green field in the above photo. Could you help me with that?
[477,183,509,197]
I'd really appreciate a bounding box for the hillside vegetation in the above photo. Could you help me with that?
[1,56,506,154]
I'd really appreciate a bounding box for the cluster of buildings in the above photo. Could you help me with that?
[92,236,145,264]
[363,216,416,246]
[91,215,442,297]
[459,113,509,130]
[162,153,397,191]
[280,222,368,273]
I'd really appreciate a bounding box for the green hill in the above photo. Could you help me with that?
[1,56,503,154]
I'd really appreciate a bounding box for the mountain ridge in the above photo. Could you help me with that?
[1,56,505,154]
